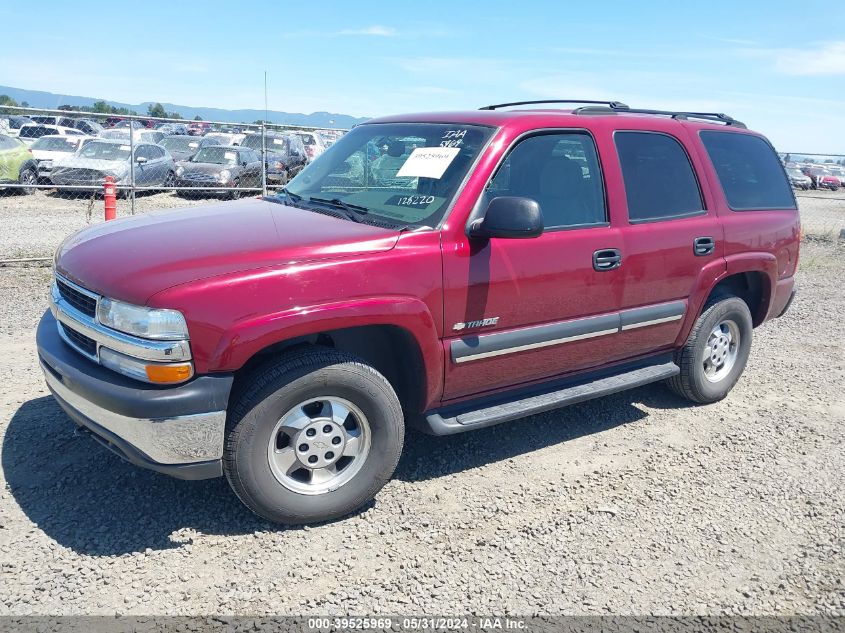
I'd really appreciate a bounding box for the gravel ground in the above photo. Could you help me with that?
[0,188,843,260]
[0,235,843,616]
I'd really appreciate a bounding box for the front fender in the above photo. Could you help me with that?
[208,295,444,407]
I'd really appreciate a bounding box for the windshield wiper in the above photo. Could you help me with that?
[308,197,370,223]
[309,197,369,215]
[279,187,302,202]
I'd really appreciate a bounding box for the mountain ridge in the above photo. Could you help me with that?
[0,85,369,129]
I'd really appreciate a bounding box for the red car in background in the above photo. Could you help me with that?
[802,166,841,190]
[187,122,211,136]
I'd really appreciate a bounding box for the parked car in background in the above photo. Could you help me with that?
[187,122,211,136]
[0,115,35,136]
[240,131,308,183]
[175,146,262,198]
[827,166,845,187]
[29,135,93,182]
[18,124,85,145]
[30,115,78,128]
[156,122,189,136]
[72,118,104,136]
[113,120,146,130]
[292,131,327,161]
[0,133,38,194]
[803,166,840,190]
[204,131,245,146]
[785,167,812,190]
[159,134,221,161]
[100,128,166,145]
[50,139,175,191]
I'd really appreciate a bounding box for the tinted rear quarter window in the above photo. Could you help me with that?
[614,131,704,222]
[700,131,796,210]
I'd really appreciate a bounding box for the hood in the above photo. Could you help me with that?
[55,198,401,305]
[178,161,229,175]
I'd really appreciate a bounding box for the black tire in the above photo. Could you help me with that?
[224,347,404,525]
[229,179,241,200]
[18,167,37,195]
[666,294,753,404]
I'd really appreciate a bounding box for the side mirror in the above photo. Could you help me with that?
[469,196,543,239]
[135,156,147,164]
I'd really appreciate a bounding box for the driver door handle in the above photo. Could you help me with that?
[593,248,622,271]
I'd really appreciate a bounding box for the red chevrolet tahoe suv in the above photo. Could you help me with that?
[37,100,799,524]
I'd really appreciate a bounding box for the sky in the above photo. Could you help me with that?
[1,0,843,153]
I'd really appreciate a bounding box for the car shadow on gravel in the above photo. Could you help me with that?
[395,383,686,482]
[4,386,689,556]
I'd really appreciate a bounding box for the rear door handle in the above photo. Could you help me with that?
[593,248,622,271]
[694,236,715,256]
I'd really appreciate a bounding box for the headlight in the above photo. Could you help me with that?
[219,169,231,182]
[97,297,189,340]
[176,165,184,176]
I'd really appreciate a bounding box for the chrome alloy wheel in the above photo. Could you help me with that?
[267,397,371,495]
[703,320,740,383]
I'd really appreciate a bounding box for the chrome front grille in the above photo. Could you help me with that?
[56,278,97,317]
[60,323,97,356]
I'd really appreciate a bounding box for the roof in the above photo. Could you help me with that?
[366,104,756,135]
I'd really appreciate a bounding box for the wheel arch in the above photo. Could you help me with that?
[212,296,443,414]
[233,324,429,418]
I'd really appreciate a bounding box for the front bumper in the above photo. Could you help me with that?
[37,311,233,479]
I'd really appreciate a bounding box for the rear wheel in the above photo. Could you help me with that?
[224,348,404,525]
[18,167,37,195]
[666,295,753,404]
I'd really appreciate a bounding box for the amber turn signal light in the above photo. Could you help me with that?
[145,363,194,384]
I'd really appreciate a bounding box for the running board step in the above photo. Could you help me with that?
[424,359,679,435]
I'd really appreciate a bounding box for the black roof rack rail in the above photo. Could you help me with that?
[572,103,746,128]
[479,99,630,111]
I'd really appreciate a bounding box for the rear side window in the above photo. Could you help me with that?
[615,131,704,222]
[700,131,796,210]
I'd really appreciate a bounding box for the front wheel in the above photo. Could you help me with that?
[224,348,404,525]
[229,179,241,200]
[18,167,37,195]
[666,295,753,404]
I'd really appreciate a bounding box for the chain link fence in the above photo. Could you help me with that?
[0,105,347,214]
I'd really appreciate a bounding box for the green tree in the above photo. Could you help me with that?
[0,95,18,107]
[147,102,167,118]
[194,115,202,121]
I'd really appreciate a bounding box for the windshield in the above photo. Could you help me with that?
[78,142,130,161]
[280,122,493,228]
[786,168,805,177]
[240,134,288,152]
[32,137,81,152]
[297,133,318,146]
[192,147,238,164]
[161,137,200,152]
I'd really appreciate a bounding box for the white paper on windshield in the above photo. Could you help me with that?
[188,142,198,148]
[119,145,130,151]
[224,151,237,160]
[272,138,284,145]
[396,147,460,179]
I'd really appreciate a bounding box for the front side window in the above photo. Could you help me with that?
[485,132,606,229]
[700,131,796,210]
[282,123,494,228]
[615,131,704,222]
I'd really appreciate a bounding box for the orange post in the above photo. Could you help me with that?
[103,176,117,221]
